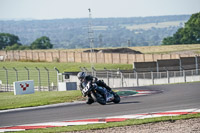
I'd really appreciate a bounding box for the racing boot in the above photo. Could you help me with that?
[86,96,94,104]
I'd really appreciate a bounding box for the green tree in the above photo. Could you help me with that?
[5,44,30,50]
[162,12,200,45]
[31,36,53,49]
[0,33,20,49]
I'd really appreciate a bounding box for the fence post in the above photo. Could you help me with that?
[156,62,159,77]
[83,67,88,75]
[118,69,123,87]
[35,67,41,91]
[134,69,139,86]
[3,66,8,91]
[104,67,109,87]
[44,67,50,91]
[92,67,96,77]
[167,70,170,84]
[179,59,182,73]
[121,72,123,87]
[24,67,30,80]
[13,67,18,81]
[54,67,60,91]
[151,71,154,85]
[79,67,84,72]
[195,55,198,75]
[183,69,186,82]
[136,72,139,86]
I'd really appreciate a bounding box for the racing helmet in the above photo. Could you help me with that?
[77,72,86,80]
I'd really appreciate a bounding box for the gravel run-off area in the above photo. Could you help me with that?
[67,118,200,133]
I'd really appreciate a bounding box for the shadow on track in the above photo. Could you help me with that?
[106,101,140,105]
[117,101,140,104]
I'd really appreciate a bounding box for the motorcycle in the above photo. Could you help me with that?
[81,81,120,105]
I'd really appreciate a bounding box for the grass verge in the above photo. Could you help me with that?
[0,61,132,72]
[12,113,200,133]
[0,91,83,110]
[0,61,132,85]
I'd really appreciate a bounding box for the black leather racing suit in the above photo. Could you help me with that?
[79,75,112,104]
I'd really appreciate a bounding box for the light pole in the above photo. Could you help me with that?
[88,8,94,71]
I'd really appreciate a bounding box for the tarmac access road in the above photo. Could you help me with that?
[0,82,200,127]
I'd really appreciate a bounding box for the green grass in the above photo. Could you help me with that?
[12,113,200,133]
[0,91,83,110]
[0,61,132,85]
[0,61,132,73]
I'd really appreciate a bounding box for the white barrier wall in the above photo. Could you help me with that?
[58,82,77,91]
[69,74,200,88]
[14,80,34,95]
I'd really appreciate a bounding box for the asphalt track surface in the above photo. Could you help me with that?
[0,82,200,127]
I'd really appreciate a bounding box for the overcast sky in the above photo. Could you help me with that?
[0,0,200,20]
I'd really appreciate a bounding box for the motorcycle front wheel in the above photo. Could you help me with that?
[112,92,120,104]
[91,91,106,105]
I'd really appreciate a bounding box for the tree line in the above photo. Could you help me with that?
[0,33,53,50]
[0,15,190,49]
[162,12,200,45]
[1,13,199,50]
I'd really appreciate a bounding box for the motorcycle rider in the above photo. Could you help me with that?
[77,71,112,104]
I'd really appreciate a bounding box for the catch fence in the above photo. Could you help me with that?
[0,67,58,92]
[1,65,200,91]
[83,66,200,88]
